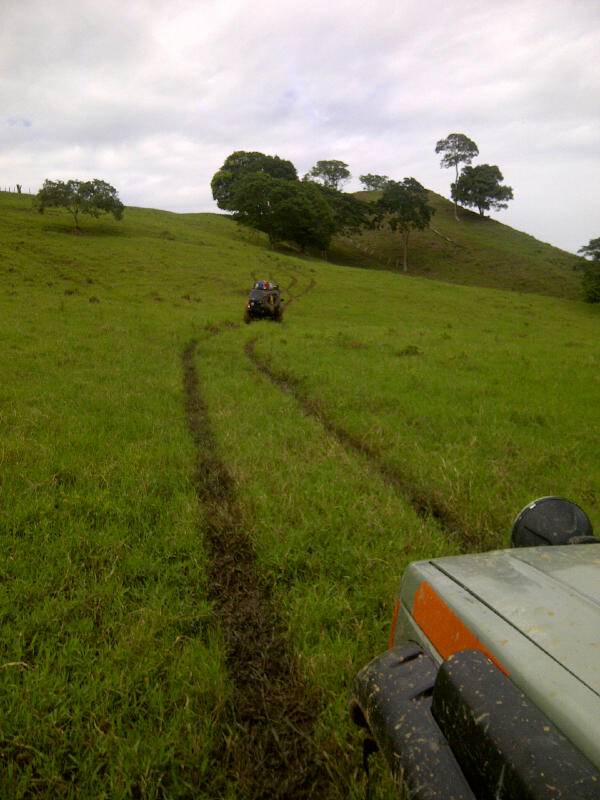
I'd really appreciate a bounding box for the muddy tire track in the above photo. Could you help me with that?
[285,274,298,295]
[284,277,316,308]
[245,339,476,552]
[182,338,333,799]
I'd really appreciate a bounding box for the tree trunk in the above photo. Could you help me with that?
[70,208,81,232]
[403,231,409,271]
[453,164,460,221]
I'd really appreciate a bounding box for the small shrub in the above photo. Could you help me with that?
[397,344,422,357]
[582,262,600,303]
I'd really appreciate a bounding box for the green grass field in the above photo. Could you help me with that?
[0,190,598,797]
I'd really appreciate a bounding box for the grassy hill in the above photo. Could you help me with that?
[0,190,598,798]
[329,190,584,299]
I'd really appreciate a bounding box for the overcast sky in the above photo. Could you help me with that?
[2,0,599,253]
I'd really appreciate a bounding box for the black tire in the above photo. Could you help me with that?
[511,497,595,547]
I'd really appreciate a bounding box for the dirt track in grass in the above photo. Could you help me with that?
[245,339,476,552]
[182,336,333,799]
[286,276,316,307]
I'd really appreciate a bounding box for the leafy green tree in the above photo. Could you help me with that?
[232,173,335,251]
[435,133,479,220]
[211,151,297,210]
[582,265,600,303]
[359,174,389,191]
[578,237,600,303]
[36,179,124,231]
[578,237,600,261]
[309,183,372,236]
[452,164,513,217]
[376,178,434,271]
[304,160,350,190]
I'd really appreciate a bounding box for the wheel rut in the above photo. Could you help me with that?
[286,277,316,307]
[182,337,332,799]
[245,339,477,552]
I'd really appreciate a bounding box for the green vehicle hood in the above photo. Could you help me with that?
[397,544,600,768]
[432,544,600,697]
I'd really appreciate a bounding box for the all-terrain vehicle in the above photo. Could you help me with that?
[351,497,600,799]
[244,280,283,324]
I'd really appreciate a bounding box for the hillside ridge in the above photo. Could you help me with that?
[327,189,582,300]
[0,188,584,301]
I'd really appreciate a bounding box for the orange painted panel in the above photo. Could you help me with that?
[412,580,508,675]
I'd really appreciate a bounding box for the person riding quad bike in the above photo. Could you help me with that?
[244,280,284,324]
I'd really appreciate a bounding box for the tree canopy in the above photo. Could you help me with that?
[578,237,600,261]
[304,160,350,190]
[359,174,389,191]
[376,178,434,271]
[231,173,335,251]
[309,183,372,237]
[36,179,124,231]
[579,237,600,303]
[435,133,479,220]
[212,150,369,252]
[211,150,297,210]
[452,164,513,217]
[435,133,479,172]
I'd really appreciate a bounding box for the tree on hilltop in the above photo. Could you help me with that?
[309,182,372,236]
[376,178,434,271]
[35,179,124,231]
[232,173,335,251]
[212,151,369,253]
[359,174,389,191]
[578,237,600,303]
[304,160,350,190]
[452,164,513,217]
[435,133,479,220]
[211,151,297,210]
[578,237,600,262]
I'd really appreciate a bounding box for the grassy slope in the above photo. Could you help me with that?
[329,190,584,299]
[252,272,600,550]
[0,191,598,797]
[0,196,230,797]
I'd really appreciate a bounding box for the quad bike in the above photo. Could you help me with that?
[244,280,284,324]
[351,497,600,799]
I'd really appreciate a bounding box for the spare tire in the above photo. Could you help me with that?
[511,497,596,547]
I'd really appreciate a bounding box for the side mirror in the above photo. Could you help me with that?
[511,497,597,547]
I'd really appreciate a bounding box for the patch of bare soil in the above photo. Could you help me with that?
[182,338,334,799]
[245,339,477,552]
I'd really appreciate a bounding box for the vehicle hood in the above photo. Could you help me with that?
[431,544,600,696]
[248,289,268,301]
